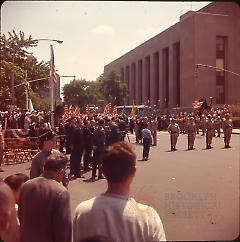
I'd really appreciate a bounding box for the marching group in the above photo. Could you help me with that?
[0,105,234,242]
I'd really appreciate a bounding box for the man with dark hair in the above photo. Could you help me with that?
[91,119,106,180]
[141,122,152,161]
[73,141,166,242]
[4,173,29,206]
[69,119,85,178]
[19,154,72,242]
[30,129,69,187]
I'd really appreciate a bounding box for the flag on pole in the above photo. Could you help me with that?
[50,45,58,84]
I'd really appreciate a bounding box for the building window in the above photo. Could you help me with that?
[216,36,226,104]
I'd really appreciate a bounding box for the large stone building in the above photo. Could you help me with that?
[104,2,240,109]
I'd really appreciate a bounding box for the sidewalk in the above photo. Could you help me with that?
[230,128,240,134]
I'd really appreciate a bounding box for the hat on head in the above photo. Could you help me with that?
[39,130,56,143]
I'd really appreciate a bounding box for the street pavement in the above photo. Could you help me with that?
[0,131,239,241]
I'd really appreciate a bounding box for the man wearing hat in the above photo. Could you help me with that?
[30,129,69,187]
[222,113,233,148]
[187,117,196,150]
[167,118,180,151]
[205,115,215,149]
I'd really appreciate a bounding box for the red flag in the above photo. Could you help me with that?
[75,106,80,116]
[192,100,203,109]
[64,105,69,116]
[112,105,117,117]
[50,45,58,84]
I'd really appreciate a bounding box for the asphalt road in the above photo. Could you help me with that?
[1,131,239,241]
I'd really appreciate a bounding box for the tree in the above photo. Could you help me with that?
[99,70,128,105]
[0,30,49,110]
[62,79,103,109]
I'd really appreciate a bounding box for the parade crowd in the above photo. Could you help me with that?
[0,105,233,242]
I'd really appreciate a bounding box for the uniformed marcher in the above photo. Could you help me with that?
[149,116,158,146]
[214,116,222,137]
[187,117,196,150]
[201,115,206,136]
[222,113,233,148]
[205,115,215,149]
[195,116,200,134]
[167,118,180,151]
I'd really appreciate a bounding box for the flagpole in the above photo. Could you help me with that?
[50,44,54,128]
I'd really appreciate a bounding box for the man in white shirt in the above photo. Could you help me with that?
[73,141,166,242]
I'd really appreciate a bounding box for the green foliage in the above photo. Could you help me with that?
[29,92,51,111]
[99,70,128,105]
[0,30,49,110]
[62,79,103,109]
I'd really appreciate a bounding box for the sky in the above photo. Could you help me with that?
[1,1,211,92]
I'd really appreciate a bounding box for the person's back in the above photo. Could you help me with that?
[73,141,166,242]
[19,154,72,242]
[74,193,165,242]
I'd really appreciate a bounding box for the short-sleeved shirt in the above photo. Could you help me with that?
[73,193,166,242]
[141,128,152,139]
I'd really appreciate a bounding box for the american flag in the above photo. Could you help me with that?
[112,105,118,117]
[50,45,58,84]
[64,105,69,116]
[75,106,81,116]
[103,103,112,115]
[192,100,203,109]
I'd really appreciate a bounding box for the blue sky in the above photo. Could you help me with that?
[1,1,211,91]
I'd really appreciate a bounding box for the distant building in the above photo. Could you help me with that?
[104,2,240,108]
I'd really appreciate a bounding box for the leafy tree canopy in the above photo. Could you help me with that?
[0,30,49,110]
[62,79,103,109]
[99,70,128,105]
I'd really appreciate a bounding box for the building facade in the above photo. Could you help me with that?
[104,2,240,108]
